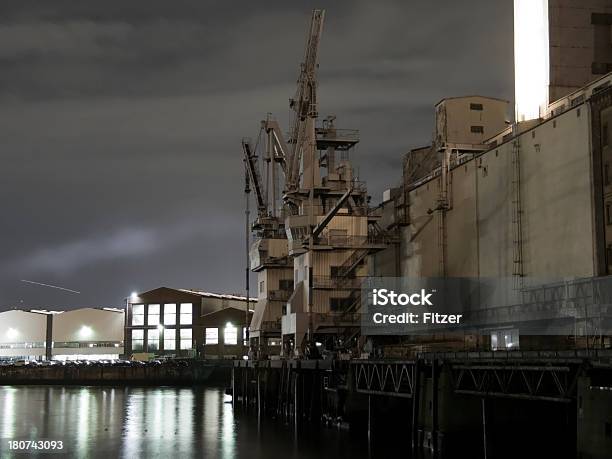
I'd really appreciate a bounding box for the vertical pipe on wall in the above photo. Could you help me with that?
[431,359,439,456]
[482,397,488,459]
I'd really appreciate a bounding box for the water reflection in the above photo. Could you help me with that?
[0,386,372,459]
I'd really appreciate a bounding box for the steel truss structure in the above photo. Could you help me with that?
[350,358,592,403]
[449,361,584,402]
[352,360,416,398]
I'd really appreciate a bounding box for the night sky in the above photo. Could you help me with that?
[0,1,514,310]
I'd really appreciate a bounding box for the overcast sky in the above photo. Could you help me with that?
[0,0,514,310]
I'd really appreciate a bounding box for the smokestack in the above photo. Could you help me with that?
[514,0,550,122]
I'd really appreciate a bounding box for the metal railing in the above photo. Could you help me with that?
[268,290,292,302]
[313,312,362,327]
[312,276,365,289]
[282,204,369,218]
[315,128,360,142]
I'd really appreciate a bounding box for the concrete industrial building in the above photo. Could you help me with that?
[369,72,612,353]
[125,287,254,359]
[0,308,124,361]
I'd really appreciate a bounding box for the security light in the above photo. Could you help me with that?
[6,328,18,340]
[79,326,93,339]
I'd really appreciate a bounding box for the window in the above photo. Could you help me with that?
[279,279,294,291]
[330,297,354,311]
[147,304,160,326]
[331,266,354,278]
[470,103,483,111]
[164,328,176,351]
[243,327,248,346]
[329,229,347,244]
[132,304,144,326]
[205,328,218,345]
[147,329,159,351]
[179,303,192,325]
[132,329,144,351]
[470,126,484,134]
[490,329,519,351]
[180,329,192,350]
[164,304,176,325]
[259,280,264,293]
[224,324,238,345]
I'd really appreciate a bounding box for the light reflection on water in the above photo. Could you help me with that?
[0,386,372,459]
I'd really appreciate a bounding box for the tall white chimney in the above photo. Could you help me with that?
[514,0,550,121]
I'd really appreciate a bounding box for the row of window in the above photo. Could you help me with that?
[132,328,191,352]
[132,303,192,326]
[131,325,245,352]
[204,325,245,345]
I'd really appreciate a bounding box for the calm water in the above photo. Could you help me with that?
[0,386,374,459]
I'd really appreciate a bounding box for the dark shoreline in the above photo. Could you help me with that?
[0,360,232,386]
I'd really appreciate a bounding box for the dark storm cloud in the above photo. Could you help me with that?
[0,0,513,309]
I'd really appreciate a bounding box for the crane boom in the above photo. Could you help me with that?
[262,119,289,175]
[242,139,267,217]
[286,9,325,192]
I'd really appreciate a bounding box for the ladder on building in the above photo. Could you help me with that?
[511,135,524,287]
[437,149,451,277]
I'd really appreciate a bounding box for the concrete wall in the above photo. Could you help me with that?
[403,101,595,283]
[0,311,47,344]
[0,311,47,358]
[53,308,123,342]
[403,177,442,278]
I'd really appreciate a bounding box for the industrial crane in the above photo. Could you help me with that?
[242,9,325,223]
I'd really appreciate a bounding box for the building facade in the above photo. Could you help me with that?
[0,308,124,361]
[125,287,253,359]
[370,73,612,352]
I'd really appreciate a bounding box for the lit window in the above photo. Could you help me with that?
[147,329,159,351]
[224,324,238,345]
[164,303,176,325]
[243,327,248,346]
[164,328,176,351]
[205,328,218,345]
[132,304,144,326]
[180,329,192,350]
[132,329,144,351]
[147,304,160,326]
[179,303,192,325]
